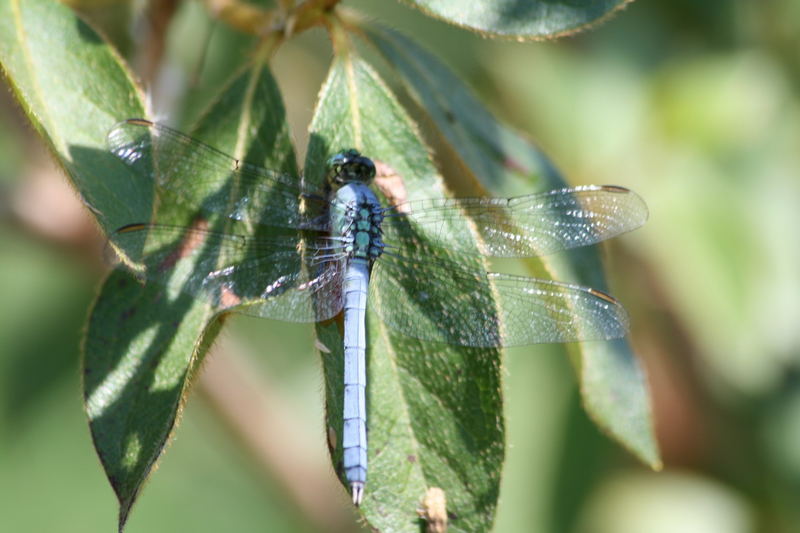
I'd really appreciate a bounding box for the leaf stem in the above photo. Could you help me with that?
[253,30,284,64]
[200,0,343,38]
[290,0,342,36]
[201,0,280,35]
[320,8,352,57]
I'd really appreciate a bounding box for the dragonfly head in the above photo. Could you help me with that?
[327,149,376,186]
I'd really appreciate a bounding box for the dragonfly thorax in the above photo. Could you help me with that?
[327,149,376,185]
[331,182,385,262]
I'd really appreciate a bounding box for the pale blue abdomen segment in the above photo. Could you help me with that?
[342,259,369,503]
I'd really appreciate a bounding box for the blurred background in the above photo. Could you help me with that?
[1,0,798,532]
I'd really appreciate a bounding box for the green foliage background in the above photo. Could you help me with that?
[1,0,799,532]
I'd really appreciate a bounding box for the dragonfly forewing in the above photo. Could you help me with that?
[381,185,648,258]
[108,119,329,231]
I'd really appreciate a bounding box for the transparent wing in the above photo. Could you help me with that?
[107,119,329,230]
[110,222,345,322]
[371,253,629,347]
[382,185,648,258]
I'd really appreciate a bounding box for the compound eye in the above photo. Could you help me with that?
[359,157,376,180]
[326,149,376,184]
[327,150,353,168]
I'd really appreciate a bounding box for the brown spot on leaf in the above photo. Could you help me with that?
[219,285,242,308]
[503,156,527,174]
[121,307,136,322]
[374,160,410,212]
[159,218,210,272]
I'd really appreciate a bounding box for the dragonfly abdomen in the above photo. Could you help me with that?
[342,258,369,505]
[330,179,383,506]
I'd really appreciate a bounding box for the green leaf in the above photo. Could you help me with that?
[83,270,219,531]
[361,22,660,469]
[0,0,149,232]
[358,22,560,196]
[307,49,503,532]
[82,61,296,532]
[404,0,633,39]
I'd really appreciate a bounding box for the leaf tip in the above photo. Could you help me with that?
[117,499,133,533]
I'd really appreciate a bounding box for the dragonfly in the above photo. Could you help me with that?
[107,118,648,506]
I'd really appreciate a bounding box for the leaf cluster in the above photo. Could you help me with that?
[0,1,657,531]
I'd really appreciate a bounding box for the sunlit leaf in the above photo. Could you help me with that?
[0,0,148,232]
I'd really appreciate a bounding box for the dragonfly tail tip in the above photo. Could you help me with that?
[351,482,364,506]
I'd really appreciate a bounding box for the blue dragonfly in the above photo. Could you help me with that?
[107,118,648,506]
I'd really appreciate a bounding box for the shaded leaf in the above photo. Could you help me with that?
[361,22,660,469]
[83,270,219,530]
[83,61,297,531]
[404,0,633,39]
